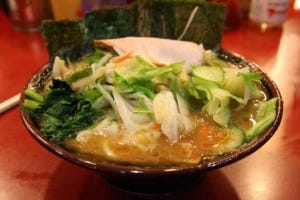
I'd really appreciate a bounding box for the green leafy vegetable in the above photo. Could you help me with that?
[65,67,93,83]
[192,65,224,83]
[23,99,41,111]
[114,72,155,99]
[112,57,184,99]
[24,89,44,103]
[132,97,153,116]
[224,124,246,150]
[23,47,278,147]
[84,86,103,103]
[188,60,262,126]
[204,50,230,68]
[81,49,106,65]
[23,89,44,111]
[27,79,102,143]
[238,72,262,92]
[246,98,278,139]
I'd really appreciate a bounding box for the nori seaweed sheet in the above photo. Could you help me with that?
[41,20,95,64]
[84,5,137,39]
[41,0,225,63]
[136,0,225,48]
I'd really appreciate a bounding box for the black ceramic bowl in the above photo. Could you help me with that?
[20,49,283,193]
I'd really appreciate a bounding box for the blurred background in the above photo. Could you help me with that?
[0,0,298,32]
[0,0,133,31]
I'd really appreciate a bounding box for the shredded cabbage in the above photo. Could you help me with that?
[27,47,276,143]
[246,98,277,138]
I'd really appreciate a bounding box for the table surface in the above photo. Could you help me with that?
[1,4,300,200]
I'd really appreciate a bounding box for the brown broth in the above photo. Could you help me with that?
[63,99,261,166]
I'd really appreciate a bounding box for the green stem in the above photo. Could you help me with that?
[23,99,40,111]
[25,89,44,103]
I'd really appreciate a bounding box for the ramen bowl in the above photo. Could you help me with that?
[20,49,283,193]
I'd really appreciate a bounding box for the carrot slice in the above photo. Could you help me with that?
[111,52,132,63]
[152,123,161,131]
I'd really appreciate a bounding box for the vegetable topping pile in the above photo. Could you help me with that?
[23,38,277,147]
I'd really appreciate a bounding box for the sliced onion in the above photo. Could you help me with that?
[153,90,179,143]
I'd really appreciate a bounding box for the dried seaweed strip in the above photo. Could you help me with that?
[41,0,225,63]
[41,20,95,64]
[84,5,137,39]
[137,0,226,48]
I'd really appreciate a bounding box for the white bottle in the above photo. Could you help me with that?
[249,0,291,28]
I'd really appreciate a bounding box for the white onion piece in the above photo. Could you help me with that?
[176,94,193,132]
[71,67,104,91]
[112,89,138,133]
[153,90,179,143]
[52,56,68,78]
[95,53,113,69]
[95,84,117,111]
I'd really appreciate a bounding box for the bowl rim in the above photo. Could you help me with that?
[19,49,284,176]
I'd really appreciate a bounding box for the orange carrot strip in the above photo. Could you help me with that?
[111,52,132,63]
[152,123,161,131]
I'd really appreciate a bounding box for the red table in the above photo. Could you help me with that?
[1,3,300,199]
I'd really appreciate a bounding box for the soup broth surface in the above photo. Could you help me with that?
[64,99,261,166]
